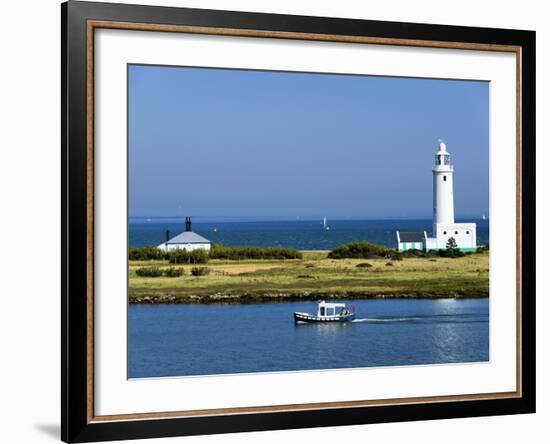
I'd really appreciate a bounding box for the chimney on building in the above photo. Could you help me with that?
[185,217,192,232]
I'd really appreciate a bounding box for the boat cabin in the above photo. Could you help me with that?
[317,301,350,317]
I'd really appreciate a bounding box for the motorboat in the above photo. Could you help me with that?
[294,301,355,323]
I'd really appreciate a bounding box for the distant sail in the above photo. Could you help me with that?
[482,214,486,220]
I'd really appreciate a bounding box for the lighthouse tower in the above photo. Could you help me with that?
[432,140,455,230]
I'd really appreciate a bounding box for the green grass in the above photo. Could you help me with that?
[128,250,489,303]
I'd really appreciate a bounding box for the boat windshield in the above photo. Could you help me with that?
[318,304,351,317]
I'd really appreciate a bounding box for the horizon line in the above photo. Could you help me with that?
[129,215,489,221]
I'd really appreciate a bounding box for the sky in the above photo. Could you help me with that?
[128,64,489,220]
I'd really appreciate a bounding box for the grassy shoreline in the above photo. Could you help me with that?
[129,250,489,304]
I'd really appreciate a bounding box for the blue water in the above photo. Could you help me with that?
[129,218,489,250]
[128,298,489,378]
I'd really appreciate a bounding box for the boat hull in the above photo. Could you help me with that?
[294,312,356,323]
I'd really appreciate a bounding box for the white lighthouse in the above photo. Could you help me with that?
[432,140,455,227]
[396,140,477,253]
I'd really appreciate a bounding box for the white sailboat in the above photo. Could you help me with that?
[322,216,330,230]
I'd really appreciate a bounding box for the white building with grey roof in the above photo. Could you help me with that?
[158,217,212,252]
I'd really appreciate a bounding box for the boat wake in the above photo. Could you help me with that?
[352,317,422,323]
[351,314,487,324]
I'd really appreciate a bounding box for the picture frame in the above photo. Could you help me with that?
[61,1,536,442]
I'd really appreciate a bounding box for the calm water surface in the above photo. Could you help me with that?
[128,298,489,378]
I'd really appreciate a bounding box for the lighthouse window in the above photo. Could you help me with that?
[466,231,470,234]
[443,176,447,181]
[455,231,458,235]
[443,231,447,235]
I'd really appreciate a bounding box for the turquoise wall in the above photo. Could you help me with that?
[398,244,476,253]
[398,242,424,251]
[425,247,477,253]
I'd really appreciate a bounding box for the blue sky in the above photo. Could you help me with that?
[129,65,489,220]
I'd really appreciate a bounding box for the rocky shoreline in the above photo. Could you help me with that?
[129,290,489,304]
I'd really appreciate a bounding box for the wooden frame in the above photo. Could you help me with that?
[62,1,536,442]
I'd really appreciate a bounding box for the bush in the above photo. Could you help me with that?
[164,267,184,278]
[129,246,163,260]
[191,267,210,276]
[437,237,465,258]
[135,266,163,277]
[385,262,394,266]
[166,248,209,264]
[328,241,390,259]
[356,262,373,268]
[399,249,428,258]
[437,249,465,258]
[210,244,302,260]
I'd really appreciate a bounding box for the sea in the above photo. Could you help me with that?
[128,218,489,378]
[129,217,489,250]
